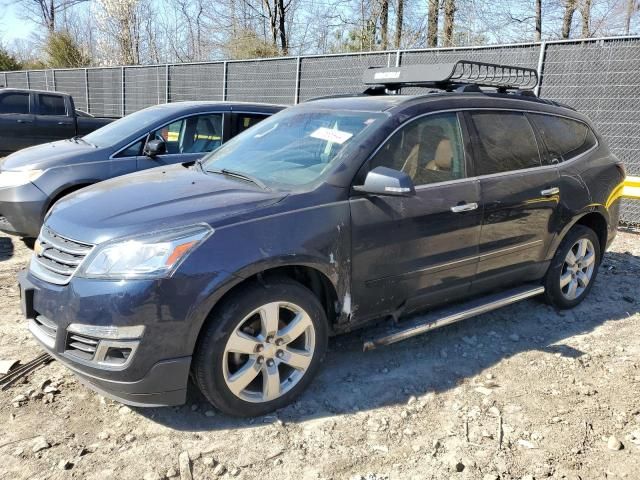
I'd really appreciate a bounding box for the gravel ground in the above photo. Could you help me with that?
[1,230,639,480]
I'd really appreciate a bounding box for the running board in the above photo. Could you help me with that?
[363,285,545,351]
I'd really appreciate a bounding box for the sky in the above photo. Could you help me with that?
[1,5,36,44]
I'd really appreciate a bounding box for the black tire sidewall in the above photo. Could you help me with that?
[194,279,328,417]
[544,225,601,309]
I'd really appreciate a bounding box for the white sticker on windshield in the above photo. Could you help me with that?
[310,127,353,145]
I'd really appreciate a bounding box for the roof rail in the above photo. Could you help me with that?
[363,60,539,93]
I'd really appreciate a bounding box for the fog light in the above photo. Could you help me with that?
[103,346,133,365]
[64,323,143,370]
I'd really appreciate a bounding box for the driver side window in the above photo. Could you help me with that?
[147,114,223,155]
[369,112,466,186]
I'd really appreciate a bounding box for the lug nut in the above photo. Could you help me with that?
[255,345,264,353]
[266,335,274,343]
[267,359,275,367]
[257,356,264,364]
[275,338,284,346]
[276,350,284,358]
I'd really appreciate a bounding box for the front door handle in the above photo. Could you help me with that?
[541,187,560,197]
[16,119,33,124]
[450,202,479,213]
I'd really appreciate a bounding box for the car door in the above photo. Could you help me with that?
[136,113,225,170]
[34,93,75,143]
[0,91,35,154]
[466,110,561,294]
[349,111,482,322]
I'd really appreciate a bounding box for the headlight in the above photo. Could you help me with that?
[77,224,213,279]
[0,170,44,189]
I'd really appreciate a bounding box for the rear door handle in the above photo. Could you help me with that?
[16,119,33,124]
[541,187,560,196]
[450,202,479,213]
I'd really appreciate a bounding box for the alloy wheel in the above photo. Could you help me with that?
[222,301,316,403]
[560,238,596,300]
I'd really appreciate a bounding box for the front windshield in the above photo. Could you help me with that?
[201,108,385,187]
[83,107,164,148]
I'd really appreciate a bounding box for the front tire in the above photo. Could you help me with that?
[544,225,600,309]
[193,279,328,417]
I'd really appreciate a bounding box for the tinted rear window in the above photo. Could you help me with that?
[469,111,541,175]
[39,94,67,116]
[529,113,597,162]
[0,93,30,114]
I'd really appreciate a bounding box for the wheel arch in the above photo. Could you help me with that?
[550,207,609,261]
[46,182,95,215]
[189,262,343,357]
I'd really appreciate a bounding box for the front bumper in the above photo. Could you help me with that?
[17,270,205,407]
[0,182,48,237]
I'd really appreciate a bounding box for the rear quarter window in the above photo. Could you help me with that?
[529,113,597,162]
[39,94,67,116]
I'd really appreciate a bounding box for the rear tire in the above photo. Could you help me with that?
[193,278,328,417]
[543,225,600,309]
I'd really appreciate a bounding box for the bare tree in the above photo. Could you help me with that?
[427,0,439,47]
[6,0,89,32]
[581,0,592,37]
[624,0,638,34]
[95,0,147,65]
[276,0,288,53]
[380,0,389,49]
[395,0,404,48]
[561,0,578,38]
[535,0,542,41]
[442,0,456,46]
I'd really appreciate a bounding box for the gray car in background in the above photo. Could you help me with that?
[0,101,283,238]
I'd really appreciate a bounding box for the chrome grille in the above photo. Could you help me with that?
[31,227,93,285]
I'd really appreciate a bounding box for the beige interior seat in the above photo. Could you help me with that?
[426,138,453,172]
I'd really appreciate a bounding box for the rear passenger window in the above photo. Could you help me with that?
[369,112,466,186]
[0,93,30,114]
[39,94,66,116]
[469,111,541,175]
[234,113,269,134]
[529,114,597,162]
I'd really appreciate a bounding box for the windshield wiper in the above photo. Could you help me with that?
[206,168,269,190]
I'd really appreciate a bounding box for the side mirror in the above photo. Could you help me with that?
[353,166,416,197]
[144,138,166,158]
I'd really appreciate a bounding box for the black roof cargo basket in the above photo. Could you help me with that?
[363,60,539,93]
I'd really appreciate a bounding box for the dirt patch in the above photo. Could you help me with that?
[1,230,639,480]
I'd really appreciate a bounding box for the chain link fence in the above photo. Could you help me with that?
[1,36,639,223]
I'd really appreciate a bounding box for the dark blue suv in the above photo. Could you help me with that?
[18,62,625,416]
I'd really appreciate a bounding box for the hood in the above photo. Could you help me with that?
[46,164,286,244]
[1,140,102,171]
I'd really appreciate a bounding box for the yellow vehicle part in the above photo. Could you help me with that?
[623,176,640,199]
[606,176,640,208]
